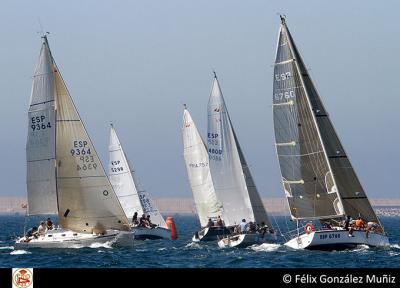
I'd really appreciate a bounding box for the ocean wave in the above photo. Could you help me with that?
[390,244,400,249]
[185,242,201,249]
[10,250,31,255]
[251,243,281,252]
[0,246,14,250]
[89,241,113,249]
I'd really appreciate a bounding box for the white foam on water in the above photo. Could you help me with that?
[390,244,400,249]
[185,242,201,249]
[352,244,370,252]
[10,250,31,255]
[157,247,167,251]
[0,246,14,250]
[89,241,113,249]
[251,243,281,252]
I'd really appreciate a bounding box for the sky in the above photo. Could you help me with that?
[0,0,399,199]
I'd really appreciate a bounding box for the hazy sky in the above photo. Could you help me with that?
[0,0,399,199]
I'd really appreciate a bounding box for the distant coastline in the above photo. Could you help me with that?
[1,196,399,216]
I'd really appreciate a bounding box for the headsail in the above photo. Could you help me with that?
[26,37,57,215]
[207,74,272,228]
[109,125,167,228]
[182,107,222,227]
[53,53,129,233]
[109,125,143,220]
[273,17,378,224]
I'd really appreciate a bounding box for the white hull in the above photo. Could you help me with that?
[14,229,132,249]
[218,232,277,248]
[192,226,232,242]
[132,227,171,240]
[285,229,390,250]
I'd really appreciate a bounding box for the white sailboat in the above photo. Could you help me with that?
[108,124,171,240]
[207,73,276,248]
[272,16,389,250]
[15,35,132,249]
[182,106,230,242]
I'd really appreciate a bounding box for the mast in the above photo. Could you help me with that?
[182,106,223,227]
[208,73,272,228]
[273,17,379,225]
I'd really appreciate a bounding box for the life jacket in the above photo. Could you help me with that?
[355,219,364,228]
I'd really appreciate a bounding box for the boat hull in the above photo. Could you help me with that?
[132,227,171,240]
[192,226,232,242]
[285,229,390,250]
[218,232,277,248]
[14,229,126,249]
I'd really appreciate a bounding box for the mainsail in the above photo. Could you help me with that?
[273,17,379,224]
[182,107,222,227]
[108,125,167,228]
[207,74,272,228]
[26,38,57,215]
[30,36,130,233]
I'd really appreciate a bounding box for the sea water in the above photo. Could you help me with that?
[0,215,399,268]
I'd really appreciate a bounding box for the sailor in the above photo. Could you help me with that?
[146,215,157,228]
[46,217,54,230]
[354,216,365,230]
[239,219,247,234]
[38,221,47,235]
[139,214,147,227]
[343,215,352,231]
[247,221,256,233]
[132,212,139,226]
[258,221,268,237]
[25,226,38,242]
[365,221,378,238]
[207,218,214,228]
[215,215,223,227]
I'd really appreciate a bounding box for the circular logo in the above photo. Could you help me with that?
[103,190,109,196]
[13,268,33,288]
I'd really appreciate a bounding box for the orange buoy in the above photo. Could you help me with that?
[166,216,178,240]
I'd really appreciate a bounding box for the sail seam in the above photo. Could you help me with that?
[27,158,56,162]
[30,100,55,107]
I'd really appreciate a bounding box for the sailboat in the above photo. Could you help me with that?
[15,35,132,249]
[272,16,389,250]
[207,73,276,248]
[182,106,230,242]
[108,124,171,240]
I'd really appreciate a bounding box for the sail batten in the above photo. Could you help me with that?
[208,76,272,228]
[273,19,379,224]
[182,108,222,227]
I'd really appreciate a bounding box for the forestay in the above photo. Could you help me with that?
[182,107,222,227]
[26,38,58,215]
[208,75,271,228]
